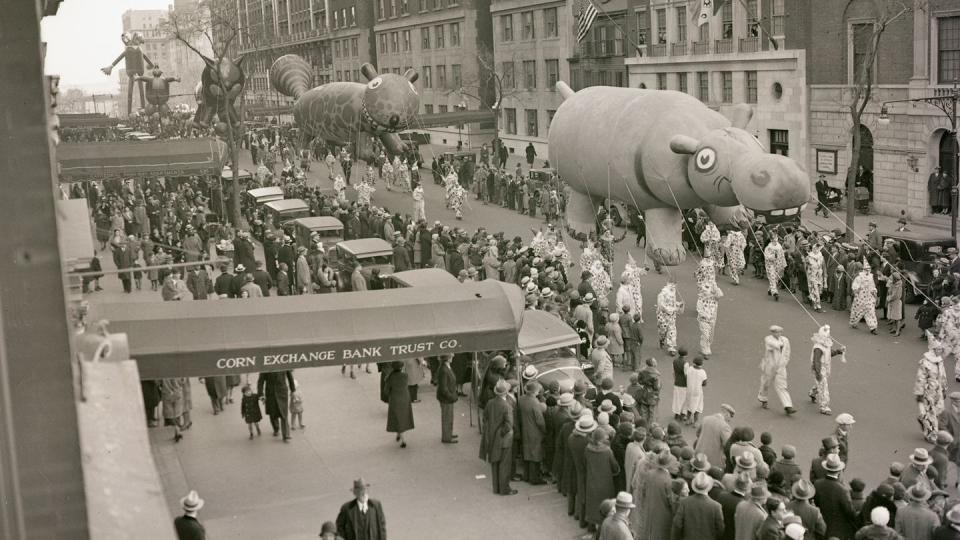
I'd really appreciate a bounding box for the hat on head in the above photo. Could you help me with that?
[693,356,704,367]
[910,448,934,466]
[573,380,586,395]
[691,472,712,495]
[180,490,204,512]
[950,391,960,401]
[679,447,695,461]
[583,292,596,303]
[749,484,770,501]
[821,436,839,450]
[784,523,806,540]
[234,264,246,272]
[937,430,955,446]
[733,473,752,493]
[692,453,710,472]
[720,403,736,417]
[320,521,337,535]
[835,413,856,425]
[791,479,815,500]
[907,483,932,502]
[541,287,553,298]
[599,399,616,414]
[889,462,905,476]
[781,445,797,459]
[594,335,609,348]
[656,451,674,468]
[576,415,597,433]
[621,394,636,407]
[522,364,539,380]
[490,355,508,369]
[494,380,511,396]
[821,453,845,472]
[524,380,542,394]
[870,506,890,526]
[947,504,960,524]
[736,453,757,470]
[558,393,575,407]
[615,491,636,509]
[769,324,784,332]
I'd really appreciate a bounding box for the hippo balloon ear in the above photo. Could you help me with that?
[403,68,419,84]
[729,104,754,129]
[360,64,379,82]
[669,135,700,155]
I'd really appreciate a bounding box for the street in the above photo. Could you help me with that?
[91,150,943,539]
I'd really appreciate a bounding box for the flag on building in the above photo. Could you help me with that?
[576,0,599,43]
[694,0,727,27]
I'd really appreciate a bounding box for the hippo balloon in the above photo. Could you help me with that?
[270,54,419,158]
[548,82,810,267]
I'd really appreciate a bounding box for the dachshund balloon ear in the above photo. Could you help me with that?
[199,54,217,70]
[403,68,419,84]
[360,64,379,82]
[729,104,754,129]
[669,134,700,155]
[233,53,246,67]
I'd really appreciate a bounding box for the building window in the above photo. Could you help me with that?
[597,26,608,55]
[439,104,448,113]
[336,70,342,81]
[937,16,960,84]
[400,0,409,15]
[421,27,431,49]
[350,6,356,25]
[656,9,666,43]
[378,34,387,54]
[452,64,462,89]
[419,0,427,12]
[354,69,361,81]
[450,22,461,47]
[422,65,432,88]
[772,0,785,36]
[333,10,339,28]
[676,6,687,43]
[615,70,625,87]
[598,71,609,86]
[502,14,514,42]
[435,25,445,48]
[389,0,396,17]
[424,104,433,114]
[721,71,733,102]
[502,61,516,88]
[402,30,411,51]
[745,71,758,103]
[343,70,351,82]
[390,32,399,53]
[526,109,539,137]
[447,0,459,6]
[544,7,558,38]
[745,0,759,36]
[547,109,556,129]
[721,2,733,38]
[436,65,447,89]
[334,40,341,58]
[377,0,386,19]
[351,38,359,57]
[769,129,789,156]
[851,22,875,83]
[523,60,537,89]
[678,72,688,94]
[522,11,535,40]
[505,108,517,134]
[697,71,709,101]
[636,9,648,45]
[656,73,667,90]
[546,59,560,89]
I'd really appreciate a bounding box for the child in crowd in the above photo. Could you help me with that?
[290,380,305,430]
[240,384,262,439]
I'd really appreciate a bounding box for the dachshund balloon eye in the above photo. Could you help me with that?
[367,77,383,90]
[694,147,718,173]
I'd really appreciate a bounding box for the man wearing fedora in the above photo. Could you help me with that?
[757,325,797,416]
[518,379,547,485]
[173,490,206,540]
[716,473,749,540]
[696,404,735,473]
[734,484,770,540]
[787,479,827,540]
[672,471,724,539]
[480,380,517,496]
[933,503,960,539]
[435,354,459,444]
[599,492,635,540]
[901,448,939,491]
[895,483,940,539]
[814,453,858,539]
[335,478,386,540]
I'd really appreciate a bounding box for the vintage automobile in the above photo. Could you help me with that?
[291,216,344,251]
[263,198,310,232]
[882,231,957,303]
[383,267,459,289]
[334,238,395,291]
[517,310,596,399]
[528,167,557,183]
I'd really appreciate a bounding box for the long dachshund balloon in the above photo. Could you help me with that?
[270,54,419,156]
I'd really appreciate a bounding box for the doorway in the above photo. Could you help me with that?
[857,124,874,201]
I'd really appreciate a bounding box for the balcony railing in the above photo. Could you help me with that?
[648,43,667,57]
[691,41,710,55]
[714,39,733,53]
[739,36,759,53]
[670,42,687,56]
[579,40,625,58]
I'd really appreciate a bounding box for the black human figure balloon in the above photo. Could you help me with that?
[101,32,154,117]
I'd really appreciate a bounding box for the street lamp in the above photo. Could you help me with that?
[877,82,959,238]
[455,100,467,150]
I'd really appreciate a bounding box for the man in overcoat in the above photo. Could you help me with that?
[435,354,458,443]
[518,380,547,484]
[335,478,386,540]
[257,370,296,442]
[672,471,725,540]
[814,453,858,539]
[480,380,516,495]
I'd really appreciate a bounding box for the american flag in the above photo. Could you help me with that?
[576,0,599,43]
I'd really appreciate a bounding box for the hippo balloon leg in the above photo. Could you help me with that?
[645,208,686,266]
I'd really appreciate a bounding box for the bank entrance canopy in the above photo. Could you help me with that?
[89,280,524,379]
[57,138,227,181]
[518,310,581,355]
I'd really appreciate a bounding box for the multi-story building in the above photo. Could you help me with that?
[626,0,808,170]
[490,0,574,157]
[373,0,496,149]
[119,9,171,112]
[569,0,630,91]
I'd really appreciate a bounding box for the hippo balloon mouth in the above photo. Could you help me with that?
[713,176,731,192]
[749,203,807,223]
[360,101,408,133]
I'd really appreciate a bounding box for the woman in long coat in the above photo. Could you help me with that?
[584,429,620,530]
[386,361,414,448]
[202,376,227,414]
[161,377,185,442]
[886,273,904,335]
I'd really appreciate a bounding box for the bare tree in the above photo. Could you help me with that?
[163,0,247,228]
[841,0,916,239]
[449,44,523,133]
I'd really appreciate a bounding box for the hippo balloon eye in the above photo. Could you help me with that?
[367,77,383,90]
[694,147,718,173]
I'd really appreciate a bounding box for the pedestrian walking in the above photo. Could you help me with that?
[240,384,262,439]
[697,281,723,358]
[335,478,387,540]
[724,229,747,285]
[257,370,295,442]
[757,325,796,415]
[850,264,879,334]
[289,379,305,431]
[173,490,206,540]
[385,361,414,448]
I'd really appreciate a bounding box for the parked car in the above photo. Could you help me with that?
[334,238,395,291]
[263,198,310,232]
[522,348,597,401]
[882,231,957,303]
[291,216,344,251]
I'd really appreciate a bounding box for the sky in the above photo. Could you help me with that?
[42,0,171,93]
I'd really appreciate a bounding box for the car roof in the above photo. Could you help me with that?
[264,199,309,212]
[336,238,394,256]
[387,268,459,287]
[292,216,343,230]
[882,231,956,244]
